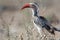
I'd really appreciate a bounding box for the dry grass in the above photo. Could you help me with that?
[0,0,60,40]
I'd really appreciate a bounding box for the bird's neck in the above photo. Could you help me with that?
[31,8,39,17]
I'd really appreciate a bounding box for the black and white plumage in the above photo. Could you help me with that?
[21,2,60,35]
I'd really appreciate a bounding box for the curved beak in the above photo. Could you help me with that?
[21,3,30,10]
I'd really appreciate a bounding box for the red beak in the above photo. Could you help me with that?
[21,3,30,10]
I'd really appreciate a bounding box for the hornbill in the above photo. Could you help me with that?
[21,2,60,35]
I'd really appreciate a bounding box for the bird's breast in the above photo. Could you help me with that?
[33,20,42,30]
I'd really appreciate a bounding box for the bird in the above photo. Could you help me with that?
[21,2,60,36]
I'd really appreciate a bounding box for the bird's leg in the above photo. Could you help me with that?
[37,28,43,38]
[39,31,45,40]
[37,29,46,40]
[40,28,48,40]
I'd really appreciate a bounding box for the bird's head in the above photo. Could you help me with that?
[21,2,39,10]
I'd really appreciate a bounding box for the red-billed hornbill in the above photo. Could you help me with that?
[21,2,60,35]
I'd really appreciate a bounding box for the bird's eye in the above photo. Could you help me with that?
[32,5,36,8]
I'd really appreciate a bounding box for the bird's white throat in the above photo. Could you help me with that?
[31,9,35,17]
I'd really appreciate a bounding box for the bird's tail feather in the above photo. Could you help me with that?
[52,27,60,32]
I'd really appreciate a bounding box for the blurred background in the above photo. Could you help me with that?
[0,0,60,40]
